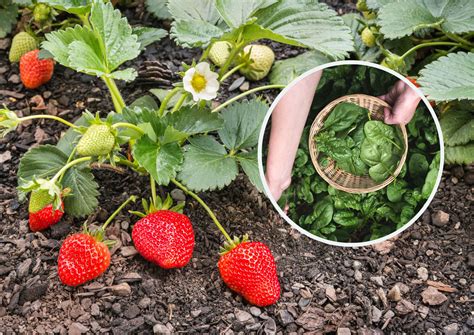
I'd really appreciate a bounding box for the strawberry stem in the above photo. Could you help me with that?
[171,178,234,245]
[112,122,145,135]
[102,195,137,230]
[102,76,126,113]
[210,84,285,114]
[19,114,79,129]
[400,41,462,60]
[170,93,188,113]
[58,147,77,184]
[51,156,92,183]
[150,176,157,208]
[220,62,247,82]
[218,41,245,79]
[158,87,181,116]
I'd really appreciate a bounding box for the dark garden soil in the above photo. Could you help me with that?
[1,1,473,334]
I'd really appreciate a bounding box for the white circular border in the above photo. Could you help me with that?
[257,60,445,248]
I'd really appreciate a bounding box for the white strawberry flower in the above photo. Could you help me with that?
[183,62,219,102]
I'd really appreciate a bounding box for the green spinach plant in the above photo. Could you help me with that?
[277,66,441,243]
[316,102,404,182]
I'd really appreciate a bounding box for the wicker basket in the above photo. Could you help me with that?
[308,94,408,194]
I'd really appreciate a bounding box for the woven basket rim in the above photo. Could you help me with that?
[308,94,409,194]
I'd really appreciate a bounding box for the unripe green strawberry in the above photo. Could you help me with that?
[380,54,405,72]
[77,124,115,157]
[361,27,376,47]
[363,11,376,20]
[33,3,51,24]
[239,45,275,81]
[356,0,369,11]
[29,189,64,232]
[9,32,38,63]
[209,41,232,68]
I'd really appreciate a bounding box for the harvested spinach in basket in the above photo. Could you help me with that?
[277,66,441,243]
[315,102,404,182]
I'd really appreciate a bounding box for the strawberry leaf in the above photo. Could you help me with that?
[164,106,224,136]
[445,143,474,165]
[440,109,474,146]
[17,145,99,218]
[418,52,474,101]
[250,0,353,59]
[218,99,267,150]
[132,26,168,51]
[37,0,91,15]
[42,1,141,81]
[133,135,184,185]
[215,0,277,28]
[378,0,474,39]
[178,135,239,191]
[269,50,331,85]
[146,0,172,20]
[0,1,17,38]
[235,149,263,191]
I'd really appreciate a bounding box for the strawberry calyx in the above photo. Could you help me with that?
[82,194,137,247]
[130,194,184,218]
[0,107,20,138]
[219,234,249,255]
[19,177,65,211]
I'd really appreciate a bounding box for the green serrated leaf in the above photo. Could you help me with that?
[252,0,354,59]
[168,0,220,23]
[269,50,331,85]
[378,0,474,39]
[165,105,223,136]
[130,95,159,110]
[133,135,183,185]
[235,149,263,191]
[42,1,140,81]
[132,26,167,51]
[440,109,474,146]
[178,135,238,191]
[170,19,224,47]
[0,3,18,39]
[17,145,99,218]
[215,0,276,28]
[90,2,140,70]
[418,52,474,101]
[38,0,91,15]
[218,99,268,150]
[445,143,474,165]
[146,0,172,20]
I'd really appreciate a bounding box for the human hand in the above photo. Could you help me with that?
[379,80,421,125]
[265,174,291,203]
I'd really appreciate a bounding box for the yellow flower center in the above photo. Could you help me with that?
[191,72,207,92]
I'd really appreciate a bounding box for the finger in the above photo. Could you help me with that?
[384,107,398,124]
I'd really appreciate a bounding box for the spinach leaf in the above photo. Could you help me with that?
[421,152,440,198]
[333,210,364,227]
[368,155,399,182]
[300,196,334,230]
[337,147,368,175]
[387,180,408,202]
[364,120,401,150]
[408,153,429,181]
[316,130,354,161]
[322,102,368,132]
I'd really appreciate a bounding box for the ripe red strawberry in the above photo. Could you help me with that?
[20,49,54,89]
[29,189,64,232]
[406,76,421,88]
[132,210,194,269]
[218,241,280,307]
[58,233,111,286]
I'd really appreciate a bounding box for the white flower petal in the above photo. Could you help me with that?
[196,62,211,74]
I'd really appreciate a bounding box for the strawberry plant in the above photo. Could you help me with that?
[1,0,357,306]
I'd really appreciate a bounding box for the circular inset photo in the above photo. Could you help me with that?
[258,61,444,246]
